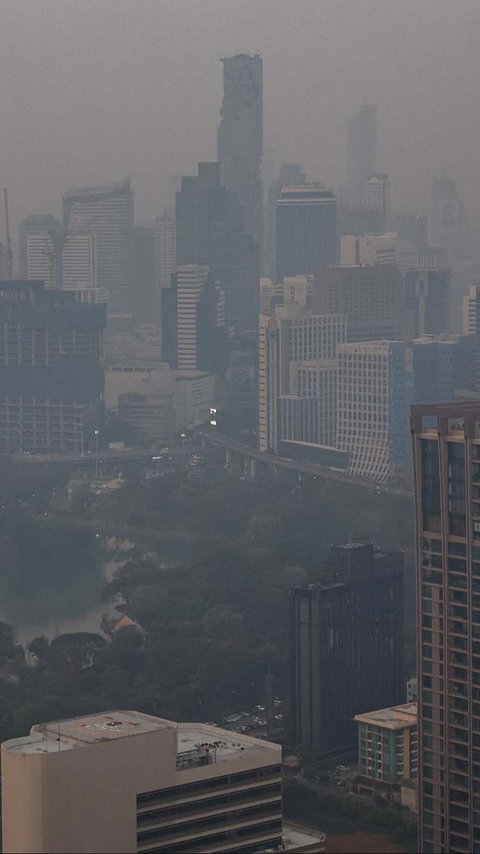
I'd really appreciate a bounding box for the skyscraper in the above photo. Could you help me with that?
[346,104,377,208]
[276,184,337,284]
[176,265,225,373]
[63,179,134,314]
[265,163,307,280]
[176,162,257,330]
[217,54,263,251]
[411,402,480,853]
[0,280,105,454]
[290,540,404,754]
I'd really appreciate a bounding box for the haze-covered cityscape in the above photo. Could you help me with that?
[1,2,479,853]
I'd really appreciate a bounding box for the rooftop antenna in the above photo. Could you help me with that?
[3,189,13,278]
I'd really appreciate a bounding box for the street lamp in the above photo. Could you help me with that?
[94,429,100,480]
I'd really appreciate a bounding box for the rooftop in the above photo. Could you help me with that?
[354,703,417,730]
[2,712,280,765]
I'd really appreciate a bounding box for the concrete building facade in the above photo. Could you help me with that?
[354,703,418,802]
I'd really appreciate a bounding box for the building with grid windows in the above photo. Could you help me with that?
[276,185,337,285]
[411,402,480,853]
[1,710,304,854]
[337,340,411,483]
[354,703,418,802]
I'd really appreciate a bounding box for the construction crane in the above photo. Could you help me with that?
[3,189,14,278]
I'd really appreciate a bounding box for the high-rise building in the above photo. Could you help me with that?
[346,105,377,208]
[265,163,307,280]
[428,176,461,246]
[176,265,225,373]
[258,313,280,452]
[276,184,337,284]
[354,703,418,801]
[363,173,390,220]
[337,340,411,483]
[154,211,176,291]
[217,53,263,251]
[63,179,134,314]
[313,265,404,342]
[176,162,257,331]
[0,281,105,454]
[62,233,97,292]
[411,402,480,853]
[290,540,404,754]
[1,710,286,854]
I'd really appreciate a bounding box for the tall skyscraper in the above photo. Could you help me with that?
[63,179,134,314]
[404,269,451,339]
[176,162,257,330]
[258,313,281,452]
[411,402,480,853]
[276,184,337,284]
[19,214,61,280]
[428,176,461,246]
[176,265,225,373]
[0,281,105,454]
[217,53,263,251]
[363,172,390,223]
[346,104,377,208]
[290,540,404,754]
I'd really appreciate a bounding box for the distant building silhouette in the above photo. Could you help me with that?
[346,105,377,208]
[265,163,307,280]
[217,53,263,254]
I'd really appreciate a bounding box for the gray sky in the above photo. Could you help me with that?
[1,0,480,234]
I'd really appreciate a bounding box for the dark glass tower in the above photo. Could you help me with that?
[276,185,337,284]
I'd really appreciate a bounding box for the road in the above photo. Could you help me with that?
[200,431,413,498]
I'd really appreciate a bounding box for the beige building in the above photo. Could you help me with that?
[354,703,418,804]
[2,710,325,854]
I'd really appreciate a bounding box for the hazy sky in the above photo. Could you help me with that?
[1,0,480,235]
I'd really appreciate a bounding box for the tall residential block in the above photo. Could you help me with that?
[63,179,134,314]
[1,710,284,854]
[217,53,263,251]
[290,540,404,754]
[346,104,377,208]
[258,313,280,452]
[412,403,480,853]
[0,281,105,454]
[276,184,337,284]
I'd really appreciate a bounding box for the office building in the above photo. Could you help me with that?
[117,392,174,445]
[463,284,479,337]
[337,340,410,483]
[265,163,307,280]
[176,162,257,330]
[63,179,134,314]
[0,280,105,454]
[62,232,97,292]
[404,269,451,339]
[354,703,418,802]
[428,176,461,246]
[411,402,480,853]
[276,184,337,284]
[290,540,404,754]
[2,710,285,854]
[176,265,225,373]
[19,214,61,281]
[313,265,404,342]
[217,53,263,251]
[154,211,176,291]
[346,105,377,208]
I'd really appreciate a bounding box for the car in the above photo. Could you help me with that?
[254,705,266,712]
